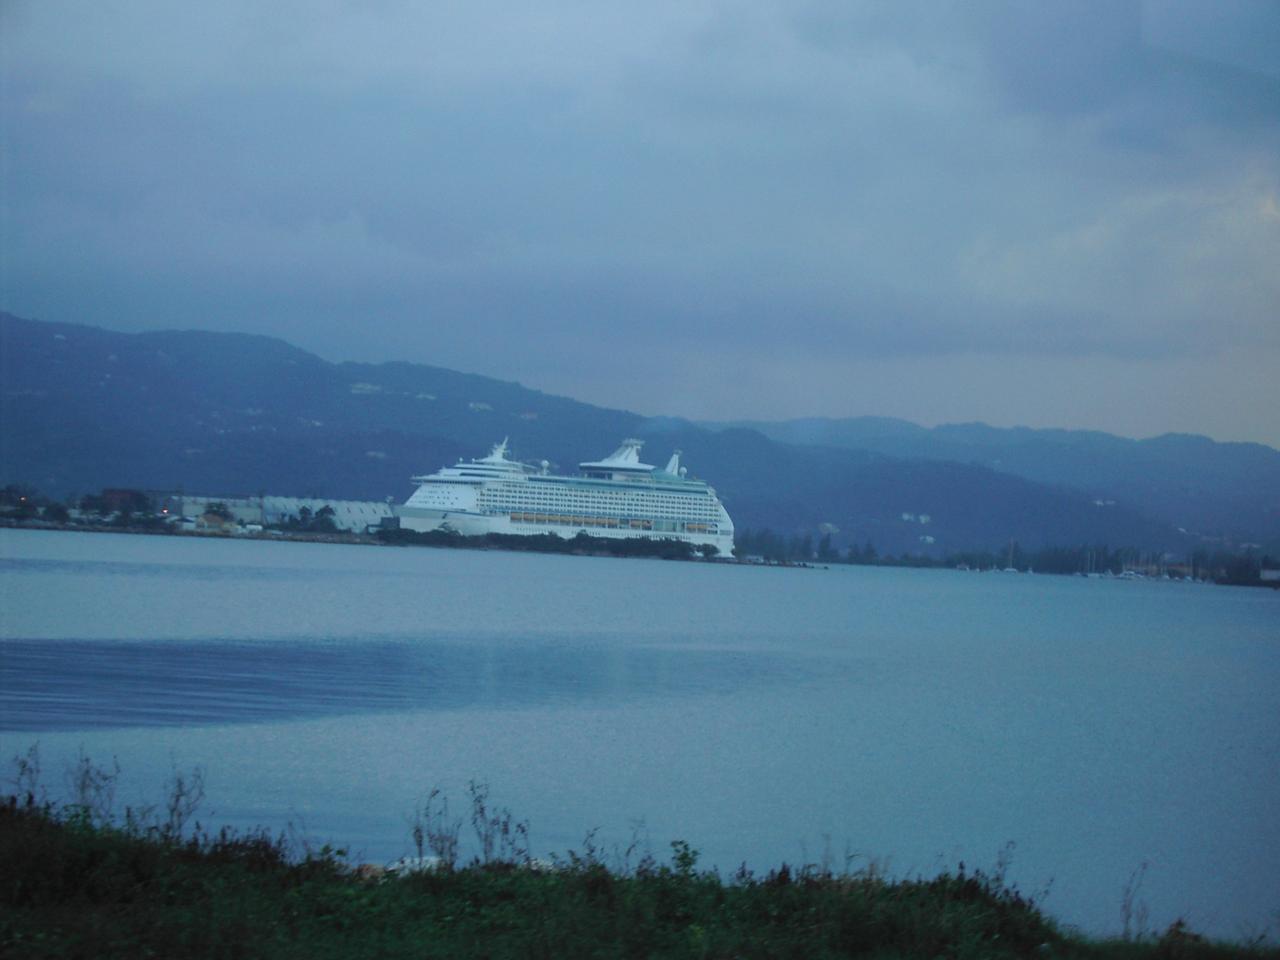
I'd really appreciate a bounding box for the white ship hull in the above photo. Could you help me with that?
[398,439,735,556]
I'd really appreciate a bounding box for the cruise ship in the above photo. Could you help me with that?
[398,439,735,555]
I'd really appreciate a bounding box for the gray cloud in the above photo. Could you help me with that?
[3,0,1278,444]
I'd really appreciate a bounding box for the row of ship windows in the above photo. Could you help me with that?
[507,513,717,534]
[483,489,710,502]
[491,504,711,512]
[492,510,717,522]
[481,498,715,515]
[420,494,717,521]
[498,485,705,504]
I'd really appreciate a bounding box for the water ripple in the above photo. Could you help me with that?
[0,637,834,731]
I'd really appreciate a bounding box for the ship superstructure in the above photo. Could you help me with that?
[398,439,735,555]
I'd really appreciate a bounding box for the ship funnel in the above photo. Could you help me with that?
[664,450,682,474]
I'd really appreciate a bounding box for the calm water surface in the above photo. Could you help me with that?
[1,528,1277,937]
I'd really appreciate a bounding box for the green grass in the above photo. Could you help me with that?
[2,793,1275,960]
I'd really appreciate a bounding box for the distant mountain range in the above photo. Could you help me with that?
[707,417,1280,549]
[3,312,1277,555]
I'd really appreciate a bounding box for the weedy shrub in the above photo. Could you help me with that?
[1123,859,1152,941]
[10,743,43,806]
[467,778,530,865]
[163,764,205,840]
[65,747,119,826]
[410,786,461,870]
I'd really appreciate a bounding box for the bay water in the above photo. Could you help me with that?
[1,528,1277,938]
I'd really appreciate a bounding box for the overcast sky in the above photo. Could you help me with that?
[3,1,1278,445]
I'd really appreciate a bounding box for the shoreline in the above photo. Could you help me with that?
[1,517,818,566]
[8,519,1274,583]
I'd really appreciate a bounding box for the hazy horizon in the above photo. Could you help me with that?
[4,1,1278,446]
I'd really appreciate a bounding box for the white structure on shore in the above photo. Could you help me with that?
[164,494,393,533]
[398,439,735,555]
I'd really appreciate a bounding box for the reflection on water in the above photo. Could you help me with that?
[0,636,831,731]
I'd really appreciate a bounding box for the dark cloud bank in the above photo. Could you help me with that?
[3,0,1278,445]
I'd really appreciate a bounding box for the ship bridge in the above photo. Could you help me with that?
[578,439,655,480]
[410,437,534,485]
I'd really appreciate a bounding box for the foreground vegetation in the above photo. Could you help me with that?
[2,759,1274,960]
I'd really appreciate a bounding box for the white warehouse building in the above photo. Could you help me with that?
[164,494,394,533]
